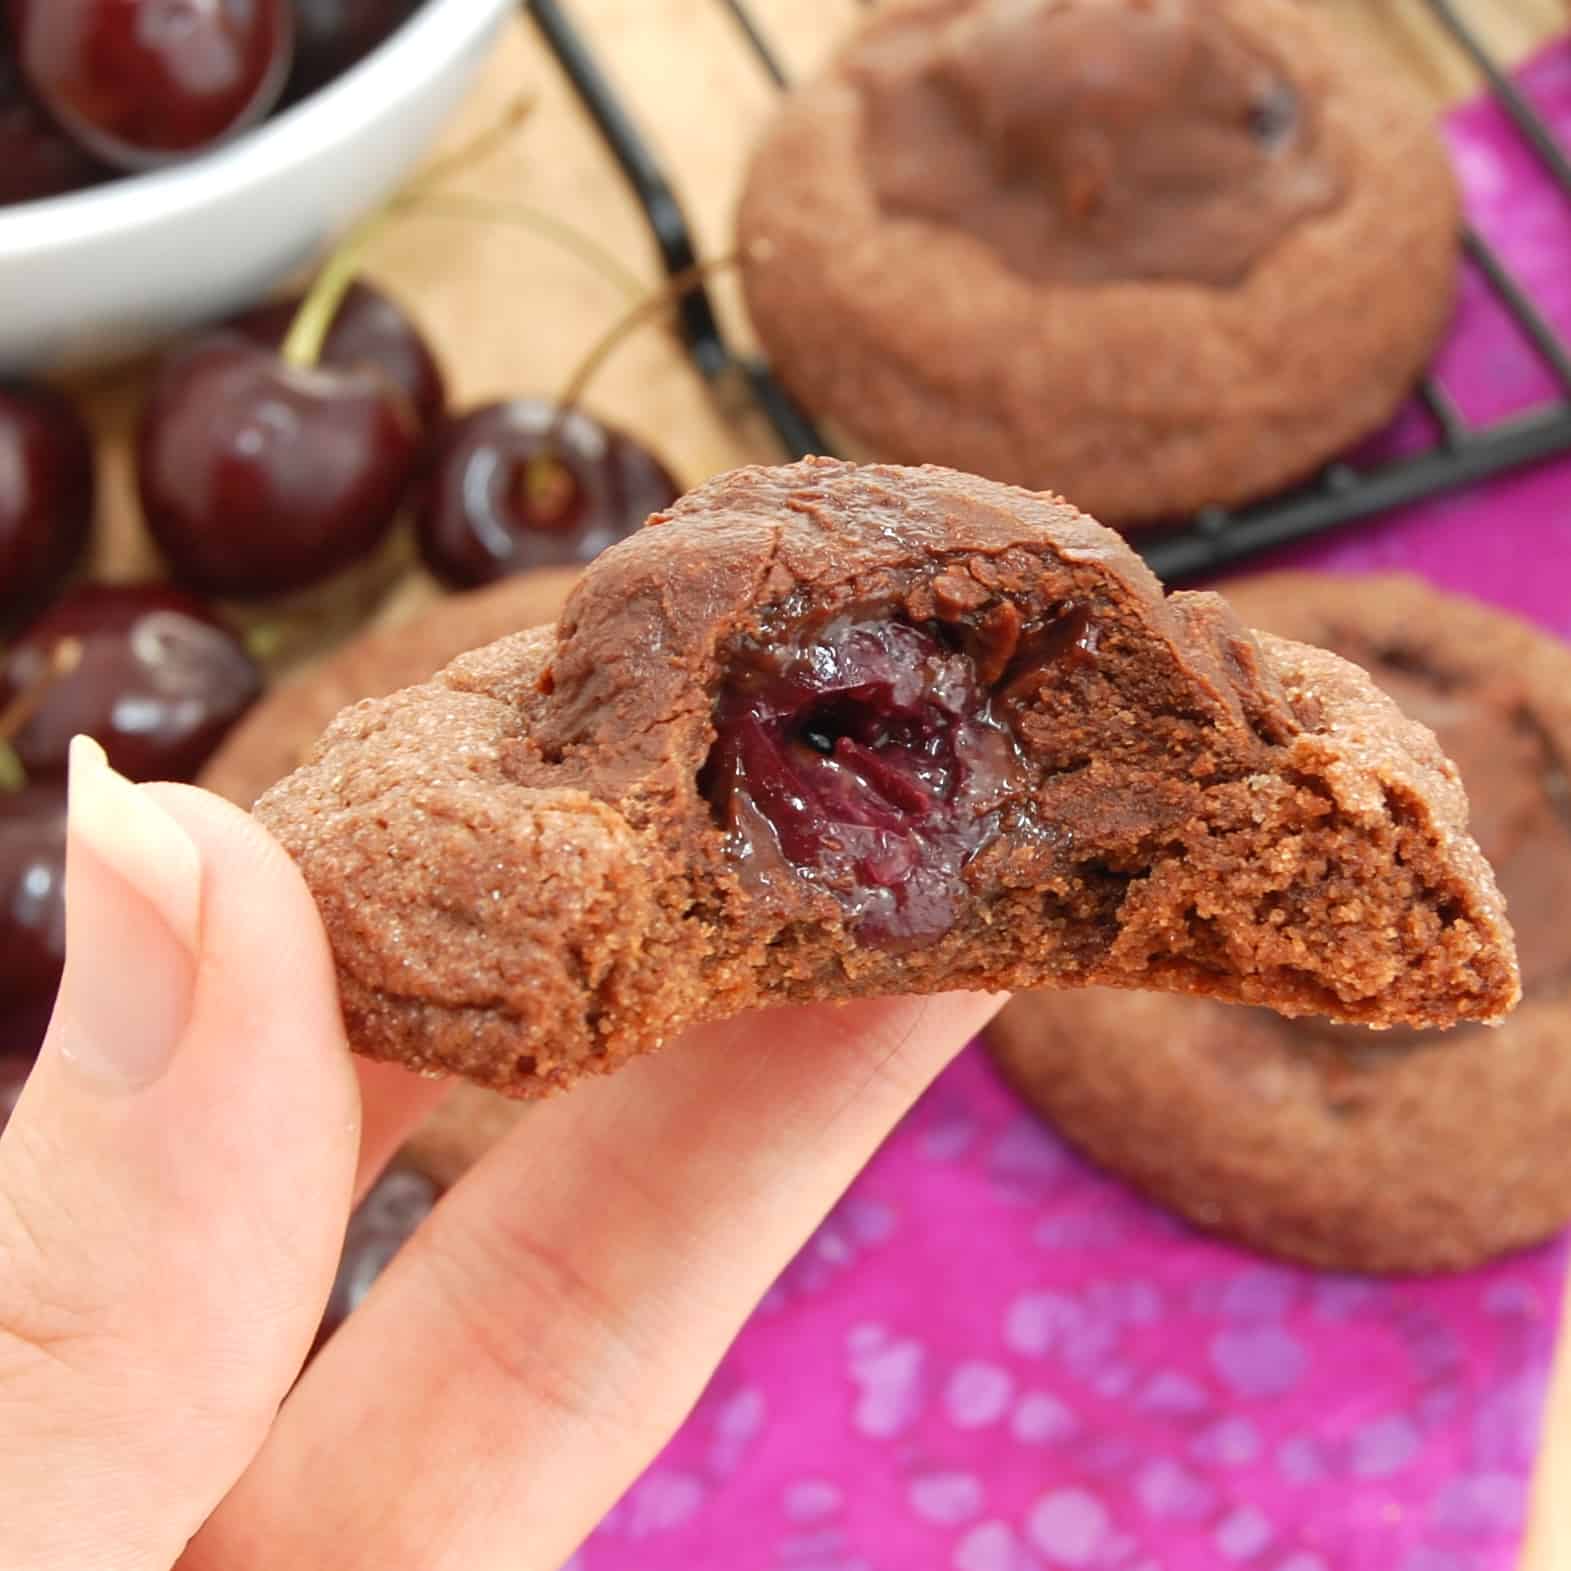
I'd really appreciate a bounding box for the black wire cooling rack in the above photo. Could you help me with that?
[524,0,1571,581]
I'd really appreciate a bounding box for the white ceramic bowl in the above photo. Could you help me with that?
[0,0,516,374]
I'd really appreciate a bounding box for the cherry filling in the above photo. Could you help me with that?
[703,608,1089,948]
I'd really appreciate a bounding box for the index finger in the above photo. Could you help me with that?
[182,989,1005,1571]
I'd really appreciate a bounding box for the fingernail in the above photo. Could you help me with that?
[53,736,203,1090]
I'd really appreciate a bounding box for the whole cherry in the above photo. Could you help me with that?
[0,583,262,782]
[138,330,421,599]
[285,0,420,103]
[0,779,67,1065]
[12,0,295,170]
[415,400,680,588]
[228,278,446,436]
[0,381,96,631]
[0,46,110,207]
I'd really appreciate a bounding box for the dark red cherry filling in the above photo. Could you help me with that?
[704,608,1088,948]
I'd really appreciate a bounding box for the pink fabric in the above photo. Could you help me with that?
[577,45,1571,1571]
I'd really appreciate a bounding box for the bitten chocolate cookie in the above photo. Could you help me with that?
[738,0,1459,525]
[202,572,579,1178]
[988,572,1571,1273]
[255,460,1516,1099]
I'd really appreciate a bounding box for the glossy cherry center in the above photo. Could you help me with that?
[705,616,1030,947]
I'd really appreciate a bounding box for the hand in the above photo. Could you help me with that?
[0,737,1003,1571]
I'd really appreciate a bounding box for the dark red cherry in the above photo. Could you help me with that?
[0,780,67,1065]
[138,332,421,599]
[702,615,1083,948]
[312,1164,439,1354]
[228,279,445,436]
[284,0,419,103]
[0,583,262,783]
[12,0,294,170]
[0,382,95,632]
[414,400,681,589]
[0,47,111,206]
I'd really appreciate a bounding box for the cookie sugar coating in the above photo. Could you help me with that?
[738,0,1459,524]
[989,573,1571,1273]
[256,461,1517,1098]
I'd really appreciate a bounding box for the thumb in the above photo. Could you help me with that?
[0,739,361,1571]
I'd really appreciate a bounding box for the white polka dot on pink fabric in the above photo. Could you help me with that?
[1011,1390,1078,1444]
[908,1470,986,1525]
[953,1520,1034,1571]
[1190,1416,1262,1467]
[1027,1488,1110,1566]
[1004,1291,1083,1357]
[847,1326,927,1438]
[626,1472,705,1537]
[709,1385,767,1477]
[945,1361,1015,1428]
[1351,1414,1421,1479]
[1135,1458,1216,1521]
[783,1479,843,1523]
[1216,1504,1274,1560]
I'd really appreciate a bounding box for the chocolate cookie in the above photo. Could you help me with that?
[988,572,1571,1273]
[255,460,1516,1099]
[738,0,1459,525]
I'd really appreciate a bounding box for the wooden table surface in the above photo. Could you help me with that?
[68,0,1570,1560]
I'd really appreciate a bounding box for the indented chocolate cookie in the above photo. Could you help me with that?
[738,0,1458,525]
[255,461,1516,1099]
[988,572,1571,1273]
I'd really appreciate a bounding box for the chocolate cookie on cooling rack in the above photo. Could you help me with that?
[988,573,1571,1274]
[737,0,1459,526]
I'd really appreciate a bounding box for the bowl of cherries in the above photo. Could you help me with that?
[0,0,517,371]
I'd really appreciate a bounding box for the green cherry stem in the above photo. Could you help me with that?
[396,192,647,303]
[279,95,537,370]
[279,214,382,370]
[402,94,536,198]
[555,254,739,418]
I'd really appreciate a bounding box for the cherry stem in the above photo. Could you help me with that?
[555,254,739,417]
[0,637,83,793]
[402,94,536,197]
[278,95,538,372]
[280,215,380,370]
[396,192,646,302]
